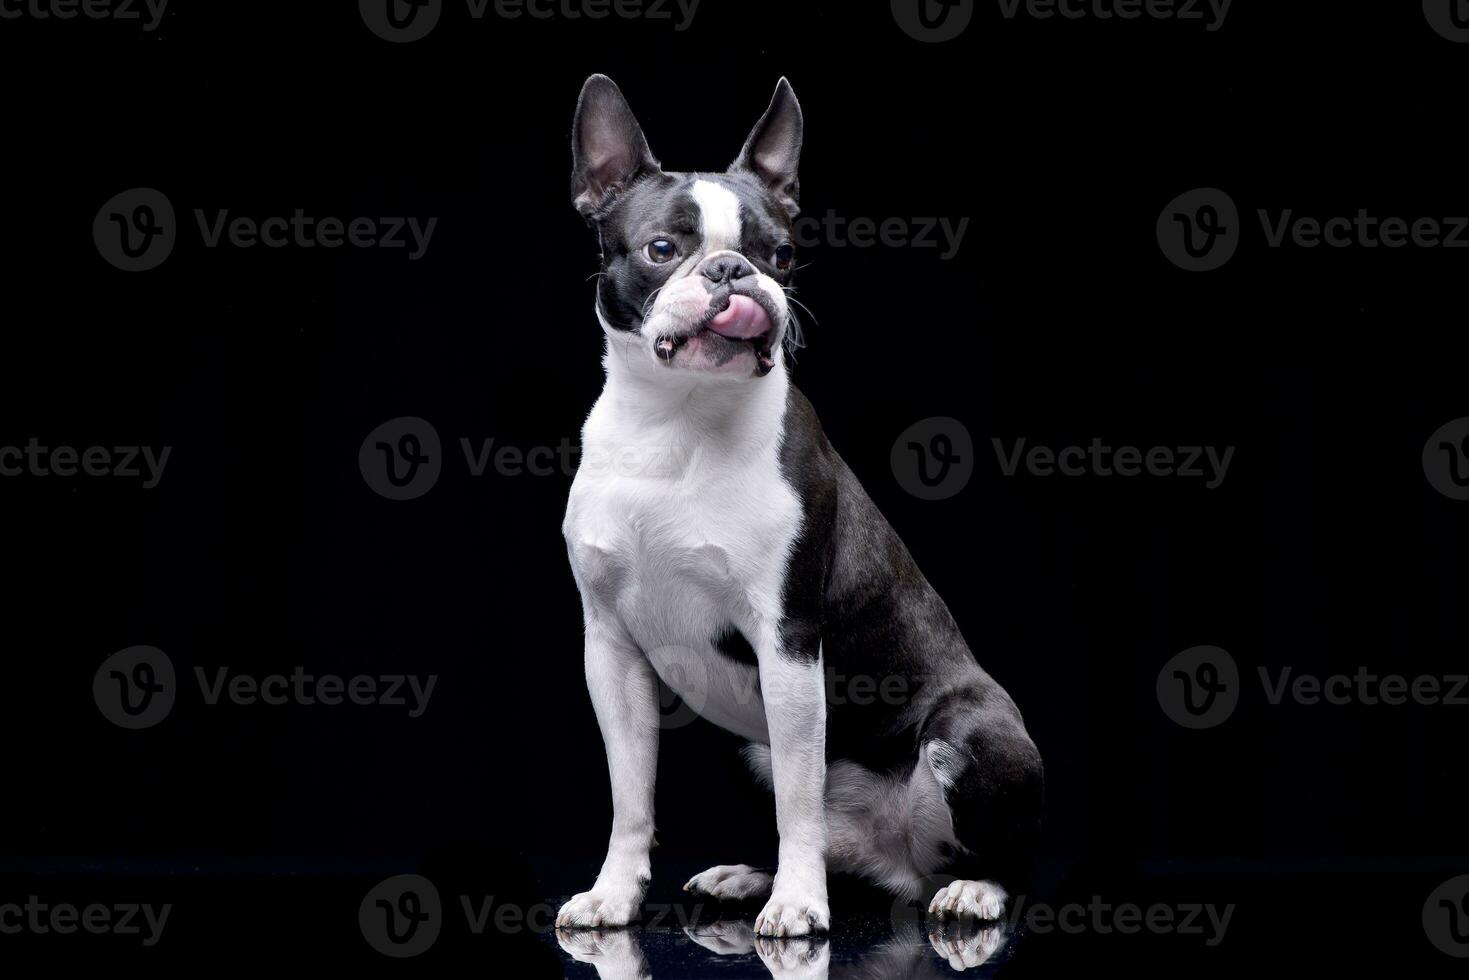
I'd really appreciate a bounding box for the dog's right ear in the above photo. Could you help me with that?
[571,74,661,219]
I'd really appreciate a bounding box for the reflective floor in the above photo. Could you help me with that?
[548,915,1021,979]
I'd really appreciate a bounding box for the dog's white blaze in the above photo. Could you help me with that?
[691,179,743,254]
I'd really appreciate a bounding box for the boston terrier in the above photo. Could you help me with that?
[557,75,1043,938]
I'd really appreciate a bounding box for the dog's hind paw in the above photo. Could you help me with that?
[927,879,1009,921]
[683,864,774,901]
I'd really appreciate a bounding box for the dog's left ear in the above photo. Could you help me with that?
[730,78,803,220]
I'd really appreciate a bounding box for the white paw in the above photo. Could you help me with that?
[927,879,1008,921]
[684,864,774,900]
[754,934,831,980]
[556,886,641,929]
[754,888,830,937]
[926,918,1010,971]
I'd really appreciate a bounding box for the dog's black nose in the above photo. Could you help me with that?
[700,255,754,284]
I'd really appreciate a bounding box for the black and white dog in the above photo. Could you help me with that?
[557,75,1043,938]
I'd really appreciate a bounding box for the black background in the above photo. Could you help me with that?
[2,0,1467,973]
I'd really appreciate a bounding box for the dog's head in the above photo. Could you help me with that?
[571,74,803,381]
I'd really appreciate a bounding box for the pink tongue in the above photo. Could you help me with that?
[708,294,772,340]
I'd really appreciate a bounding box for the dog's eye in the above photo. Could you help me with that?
[644,239,678,264]
[774,243,795,271]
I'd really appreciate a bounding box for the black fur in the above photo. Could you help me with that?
[778,384,1043,888]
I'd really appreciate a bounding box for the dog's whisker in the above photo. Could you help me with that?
[783,294,819,325]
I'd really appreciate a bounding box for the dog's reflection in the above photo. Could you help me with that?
[555,927,651,980]
[555,917,1009,979]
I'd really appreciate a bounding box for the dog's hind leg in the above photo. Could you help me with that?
[919,683,1044,922]
[743,743,950,901]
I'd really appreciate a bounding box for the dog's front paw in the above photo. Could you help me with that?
[556,886,641,929]
[754,883,829,937]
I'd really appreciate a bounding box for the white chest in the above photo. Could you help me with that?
[566,438,799,645]
[563,377,802,739]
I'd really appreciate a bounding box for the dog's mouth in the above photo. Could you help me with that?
[654,294,779,376]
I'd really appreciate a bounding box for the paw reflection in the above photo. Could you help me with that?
[685,919,830,979]
[555,926,649,980]
[754,932,830,980]
[684,918,757,955]
[925,917,1010,971]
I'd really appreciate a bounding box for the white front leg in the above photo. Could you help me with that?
[754,638,830,937]
[556,621,659,929]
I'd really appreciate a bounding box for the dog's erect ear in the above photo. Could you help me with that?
[571,74,660,219]
[730,78,803,220]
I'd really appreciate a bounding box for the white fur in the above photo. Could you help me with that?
[691,179,743,253]
[928,879,1009,921]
